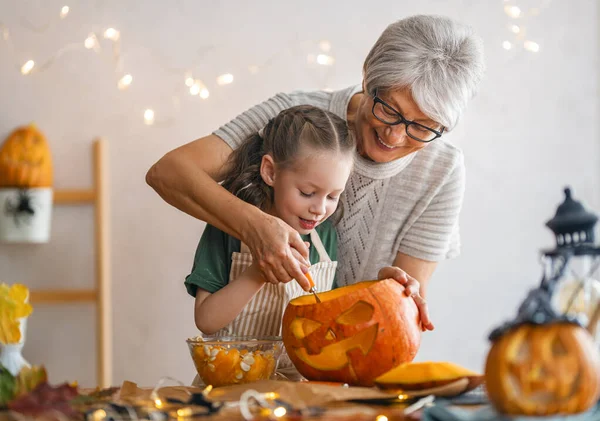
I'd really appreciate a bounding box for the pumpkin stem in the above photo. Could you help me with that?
[587,302,600,336]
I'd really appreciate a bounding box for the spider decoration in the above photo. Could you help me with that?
[4,190,36,227]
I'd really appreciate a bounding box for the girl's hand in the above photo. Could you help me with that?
[244,214,312,290]
[377,266,434,331]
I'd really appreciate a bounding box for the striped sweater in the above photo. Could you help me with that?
[214,85,465,286]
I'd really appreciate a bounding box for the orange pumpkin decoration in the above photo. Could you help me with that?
[0,124,53,188]
[282,279,421,386]
[375,361,483,392]
[485,322,600,416]
[485,286,600,417]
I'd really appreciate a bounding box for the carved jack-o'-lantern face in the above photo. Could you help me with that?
[282,279,421,386]
[0,124,53,188]
[485,323,600,416]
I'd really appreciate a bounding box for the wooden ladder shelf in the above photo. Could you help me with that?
[29,138,112,388]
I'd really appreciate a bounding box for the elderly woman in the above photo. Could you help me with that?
[146,15,485,330]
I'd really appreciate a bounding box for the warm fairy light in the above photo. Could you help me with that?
[502,41,512,50]
[319,40,331,52]
[199,88,209,99]
[154,398,163,408]
[103,28,120,41]
[216,73,234,85]
[273,407,287,417]
[504,5,522,18]
[524,40,540,52]
[60,6,70,19]
[144,109,155,125]
[84,33,98,49]
[91,409,107,421]
[189,82,201,95]
[510,24,520,34]
[118,74,133,90]
[176,408,193,417]
[185,77,194,87]
[21,60,35,75]
[264,392,279,399]
[376,416,388,421]
[316,54,334,66]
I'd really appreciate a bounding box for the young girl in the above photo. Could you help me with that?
[184,105,355,379]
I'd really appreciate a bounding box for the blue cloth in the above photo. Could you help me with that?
[421,402,600,421]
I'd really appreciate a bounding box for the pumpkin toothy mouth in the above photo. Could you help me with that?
[294,323,379,371]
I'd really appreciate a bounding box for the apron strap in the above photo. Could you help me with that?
[240,230,331,262]
[310,230,331,263]
[240,241,251,254]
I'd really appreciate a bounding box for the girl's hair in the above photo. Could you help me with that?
[363,14,485,131]
[221,105,355,212]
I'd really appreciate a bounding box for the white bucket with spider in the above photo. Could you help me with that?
[0,188,53,243]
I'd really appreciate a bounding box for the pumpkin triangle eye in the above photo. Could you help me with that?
[336,301,374,325]
[290,317,322,339]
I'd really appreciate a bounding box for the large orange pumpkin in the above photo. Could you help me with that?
[0,124,53,188]
[485,322,600,416]
[281,279,421,386]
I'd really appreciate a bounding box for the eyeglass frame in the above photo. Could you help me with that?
[371,90,445,143]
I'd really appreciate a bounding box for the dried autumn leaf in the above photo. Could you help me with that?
[7,382,79,418]
[15,365,48,397]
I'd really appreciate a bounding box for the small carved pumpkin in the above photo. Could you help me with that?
[282,279,421,386]
[0,124,53,188]
[485,290,600,417]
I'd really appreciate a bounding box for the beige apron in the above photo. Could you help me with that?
[196,229,337,382]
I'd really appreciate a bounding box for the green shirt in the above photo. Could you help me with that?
[185,220,338,297]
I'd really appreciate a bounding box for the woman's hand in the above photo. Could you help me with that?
[243,214,312,291]
[378,266,434,331]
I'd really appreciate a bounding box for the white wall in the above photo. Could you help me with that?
[1,0,599,387]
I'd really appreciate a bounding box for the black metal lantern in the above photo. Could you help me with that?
[540,187,600,337]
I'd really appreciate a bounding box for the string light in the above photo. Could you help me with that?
[60,6,70,19]
[316,54,334,66]
[84,33,98,49]
[103,27,120,41]
[376,416,389,421]
[510,24,520,34]
[273,406,286,417]
[144,109,155,125]
[2,12,338,126]
[504,5,522,18]
[20,60,35,75]
[91,409,107,421]
[216,73,234,85]
[118,74,133,90]
[189,82,201,95]
[524,40,540,52]
[502,41,512,50]
[319,40,331,52]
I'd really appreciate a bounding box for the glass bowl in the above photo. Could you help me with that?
[186,335,284,387]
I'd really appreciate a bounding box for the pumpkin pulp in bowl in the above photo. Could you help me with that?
[187,336,283,387]
[282,279,422,386]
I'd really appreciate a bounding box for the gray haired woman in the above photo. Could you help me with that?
[147,14,485,330]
